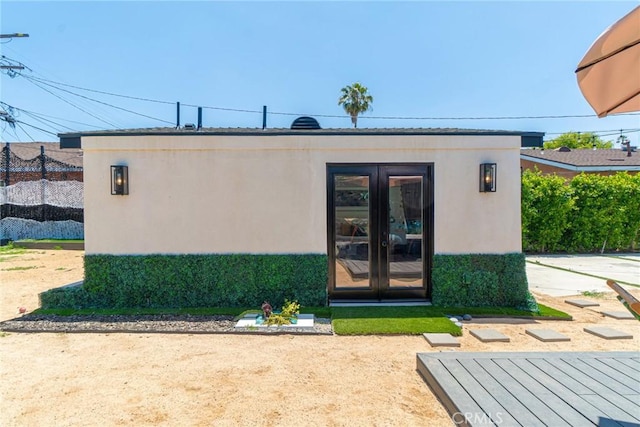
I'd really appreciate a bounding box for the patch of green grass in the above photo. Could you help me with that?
[331,306,462,336]
[0,331,10,338]
[330,304,572,335]
[0,243,27,257]
[2,265,40,271]
[535,303,573,319]
[443,303,572,320]
[15,239,84,243]
[55,267,67,271]
[581,290,607,298]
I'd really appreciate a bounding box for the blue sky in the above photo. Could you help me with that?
[1,1,639,146]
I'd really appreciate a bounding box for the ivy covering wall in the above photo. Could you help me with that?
[40,254,328,309]
[431,253,533,308]
[522,171,640,252]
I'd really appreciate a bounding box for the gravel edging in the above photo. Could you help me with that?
[0,314,334,335]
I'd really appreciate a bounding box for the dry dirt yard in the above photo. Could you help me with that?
[1,249,639,426]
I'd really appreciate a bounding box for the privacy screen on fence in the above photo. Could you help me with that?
[1,144,84,241]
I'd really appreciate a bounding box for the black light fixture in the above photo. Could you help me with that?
[111,165,129,195]
[479,163,497,192]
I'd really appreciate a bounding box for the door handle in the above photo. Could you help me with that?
[381,241,388,248]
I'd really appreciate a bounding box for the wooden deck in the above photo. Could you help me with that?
[417,352,640,427]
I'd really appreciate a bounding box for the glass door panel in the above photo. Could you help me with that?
[334,174,372,290]
[328,164,431,301]
[386,175,424,288]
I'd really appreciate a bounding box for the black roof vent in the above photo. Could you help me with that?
[556,146,571,152]
[291,116,321,130]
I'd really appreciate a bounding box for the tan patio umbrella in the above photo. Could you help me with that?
[576,6,640,117]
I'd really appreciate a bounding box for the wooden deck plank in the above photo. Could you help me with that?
[553,358,637,396]
[416,352,639,427]
[416,355,496,427]
[509,358,603,426]
[612,356,640,373]
[497,358,589,426]
[577,357,640,394]
[538,356,639,416]
[527,358,596,395]
[474,358,563,426]
[597,357,640,387]
[439,359,521,426]
[515,358,631,426]
[580,394,640,425]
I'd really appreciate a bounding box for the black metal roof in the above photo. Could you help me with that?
[59,127,545,149]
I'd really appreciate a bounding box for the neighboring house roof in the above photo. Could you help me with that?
[59,126,545,148]
[2,142,83,169]
[520,148,640,172]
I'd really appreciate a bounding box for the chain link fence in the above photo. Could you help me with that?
[1,143,84,241]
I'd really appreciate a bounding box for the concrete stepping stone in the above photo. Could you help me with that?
[525,328,570,342]
[423,333,460,347]
[469,329,510,343]
[584,326,633,340]
[600,310,636,320]
[565,299,600,308]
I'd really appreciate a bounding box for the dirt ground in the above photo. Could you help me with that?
[1,250,638,426]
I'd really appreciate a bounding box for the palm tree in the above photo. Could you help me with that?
[338,83,373,128]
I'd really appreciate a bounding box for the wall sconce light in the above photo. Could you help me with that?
[111,165,129,195]
[479,163,497,192]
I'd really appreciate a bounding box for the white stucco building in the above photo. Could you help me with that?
[58,123,543,307]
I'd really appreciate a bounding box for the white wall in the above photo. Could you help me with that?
[82,133,522,255]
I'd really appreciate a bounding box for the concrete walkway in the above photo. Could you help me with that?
[526,253,640,297]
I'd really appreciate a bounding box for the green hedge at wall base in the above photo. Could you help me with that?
[40,254,328,309]
[431,253,532,309]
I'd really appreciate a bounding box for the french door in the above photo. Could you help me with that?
[327,164,433,300]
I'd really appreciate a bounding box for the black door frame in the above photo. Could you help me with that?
[327,163,434,301]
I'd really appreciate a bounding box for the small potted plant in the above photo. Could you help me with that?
[265,299,300,326]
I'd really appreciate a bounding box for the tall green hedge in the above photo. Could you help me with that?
[431,253,532,308]
[40,254,328,309]
[521,170,574,252]
[522,170,640,252]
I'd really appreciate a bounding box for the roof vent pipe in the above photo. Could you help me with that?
[197,107,203,130]
[176,102,180,128]
[262,105,267,130]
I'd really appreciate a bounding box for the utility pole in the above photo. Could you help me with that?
[0,33,29,70]
[0,32,28,129]
[0,33,29,39]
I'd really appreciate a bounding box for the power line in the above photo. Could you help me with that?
[27,75,174,105]
[25,75,175,125]
[25,78,119,128]
[18,73,640,122]
[21,110,72,132]
[544,128,640,136]
[0,103,105,129]
[15,122,35,142]
[4,69,640,143]
[14,120,59,137]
